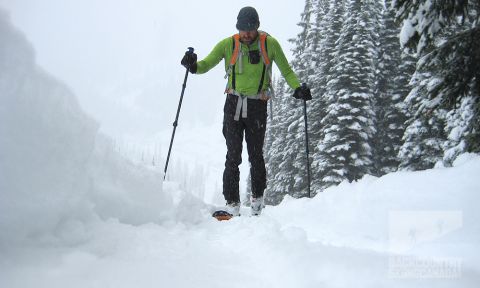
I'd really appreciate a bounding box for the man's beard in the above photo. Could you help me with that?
[240,32,258,45]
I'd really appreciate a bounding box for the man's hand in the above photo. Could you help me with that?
[181,51,197,73]
[293,83,312,101]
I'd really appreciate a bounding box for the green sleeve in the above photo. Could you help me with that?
[269,37,301,90]
[195,38,229,74]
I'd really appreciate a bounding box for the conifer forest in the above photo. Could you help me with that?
[262,0,480,204]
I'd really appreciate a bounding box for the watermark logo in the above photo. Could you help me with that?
[388,210,463,279]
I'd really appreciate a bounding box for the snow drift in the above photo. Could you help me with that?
[0,10,172,247]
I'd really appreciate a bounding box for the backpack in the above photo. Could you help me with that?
[225,31,272,95]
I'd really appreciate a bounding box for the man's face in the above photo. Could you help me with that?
[239,30,258,45]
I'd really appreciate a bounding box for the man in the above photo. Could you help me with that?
[181,6,311,216]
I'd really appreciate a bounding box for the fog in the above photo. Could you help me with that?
[0,0,303,143]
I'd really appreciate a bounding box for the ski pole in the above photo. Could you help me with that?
[302,84,312,198]
[164,47,194,181]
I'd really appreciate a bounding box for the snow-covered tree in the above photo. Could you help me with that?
[268,0,318,200]
[372,0,413,175]
[304,0,331,178]
[264,78,295,205]
[290,0,317,81]
[398,70,447,170]
[443,96,477,165]
[309,0,343,194]
[316,0,378,189]
[394,0,480,156]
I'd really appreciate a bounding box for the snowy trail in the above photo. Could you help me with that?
[2,207,479,288]
[2,154,480,288]
[0,214,388,288]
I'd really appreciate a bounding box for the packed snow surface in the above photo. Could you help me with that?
[1,155,480,288]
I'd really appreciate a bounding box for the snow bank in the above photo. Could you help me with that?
[0,10,172,247]
[267,153,480,267]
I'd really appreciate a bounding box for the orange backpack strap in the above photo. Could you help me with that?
[258,32,271,66]
[225,34,241,80]
[230,34,241,66]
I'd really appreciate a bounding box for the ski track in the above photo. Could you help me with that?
[1,208,479,288]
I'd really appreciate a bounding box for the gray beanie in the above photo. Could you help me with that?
[236,7,260,31]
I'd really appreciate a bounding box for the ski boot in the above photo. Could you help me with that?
[225,201,240,217]
[251,196,264,216]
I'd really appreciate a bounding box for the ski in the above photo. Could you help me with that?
[212,210,234,221]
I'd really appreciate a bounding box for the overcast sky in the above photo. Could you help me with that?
[0,0,304,143]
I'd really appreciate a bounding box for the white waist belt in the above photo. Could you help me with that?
[226,89,263,121]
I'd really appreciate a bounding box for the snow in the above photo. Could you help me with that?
[399,19,415,47]
[443,96,476,165]
[2,151,480,287]
[397,0,442,54]
[1,9,480,288]
[0,11,172,244]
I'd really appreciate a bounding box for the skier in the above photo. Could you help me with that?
[181,6,311,217]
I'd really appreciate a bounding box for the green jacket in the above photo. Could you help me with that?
[195,32,301,96]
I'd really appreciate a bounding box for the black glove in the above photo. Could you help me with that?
[293,83,312,101]
[181,50,197,73]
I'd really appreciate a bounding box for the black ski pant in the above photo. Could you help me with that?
[223,94,267,204]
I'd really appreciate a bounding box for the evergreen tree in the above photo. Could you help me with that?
[273,88,302,199]
[443,95,477,165]
[290,0,316,80]
[398,70,447,170]
[308,0,331,86]
[394,0,480,156]
[264,78,293,205]
[263,78,282,205]
[272,0,317,200]
[310,0,346,193]
[316,0,378,190]
[372,0,411,175]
